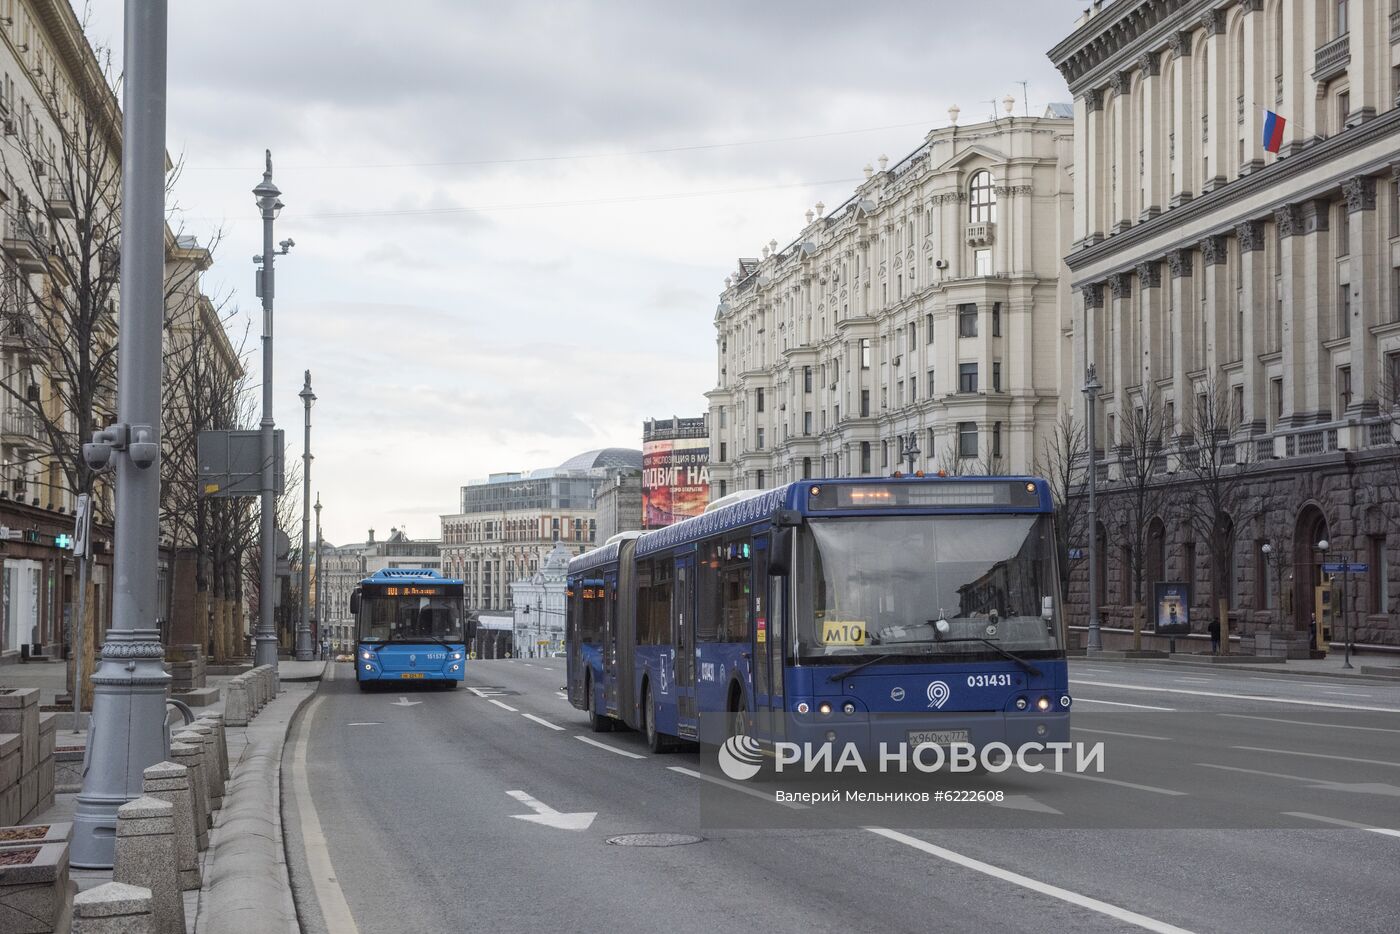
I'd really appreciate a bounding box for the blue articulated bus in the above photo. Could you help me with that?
[351,569,469,690]
[566,476,1070,756]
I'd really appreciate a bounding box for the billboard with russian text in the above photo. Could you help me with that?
[642,437,710,529]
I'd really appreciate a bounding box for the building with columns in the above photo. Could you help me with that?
[1049,0,1400,647]
[707,105,1074,497]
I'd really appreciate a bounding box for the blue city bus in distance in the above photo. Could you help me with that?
[566,476,1069,756]
[351,569,470,690]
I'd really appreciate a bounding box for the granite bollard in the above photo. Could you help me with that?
[168,740,209,849]
[224,677,250,727]
[112,796,184,934]
[72,881,154,934]
[198,713,231,781]
[142,761,200,891]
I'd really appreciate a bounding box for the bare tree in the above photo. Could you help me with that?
[1036,409,1087,602]
[1101,387,1170,630]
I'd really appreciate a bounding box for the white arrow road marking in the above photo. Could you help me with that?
[390,697,422,707]
[506,790,596,831]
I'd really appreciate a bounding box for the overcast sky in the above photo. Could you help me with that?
[82,0,1083,547]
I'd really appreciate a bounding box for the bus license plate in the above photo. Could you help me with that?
[399,673,425,679]
[909,729,969,746]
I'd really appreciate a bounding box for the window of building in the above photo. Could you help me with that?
[1232,384,1244,425]
[909,375,917,400]
[1337,90,1350,133]
[860,389,871,417]
[958,303,978,337]
[1269,377,1283,430]
[718,406,726,428]
[717,479,727,498]
[1392,267,1400,322]
[927,368,936,398]
[756,388,765,412]
[1387,351,1400,399]
[860,338,871,369]
[975,249,992,276]
[925,312,935,339]
[957,422,978,458]
[881,440,888,468]
[803,366,813,392]
[1339,282,1351,338]
[802,457,812,479]
[992,302,1002,336]
[959,363,978,393]
[992,361,1002,392]
[1336,0,1348,36]
[1373,535,1389,614]
[756,469,764,488]
[1338,366,1353,413]
[803,411,812,435]
[756,427,765,450]
[896,380,904,406]
[1338,202,1349,254]
[969,170,996,223]
[860,441,872,474]
[1392,177,1400,239]
[719,441,727,462]
[992,421,1003,459]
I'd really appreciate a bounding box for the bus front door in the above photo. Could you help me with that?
[673,556,698,741]
[754,535,785,745]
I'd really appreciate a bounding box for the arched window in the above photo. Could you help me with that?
[969,170,996,223]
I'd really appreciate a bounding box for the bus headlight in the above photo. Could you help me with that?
[818,702,833,716]
[452,652,463,660]
[360,650,373,661]
[1036,696,1051,711]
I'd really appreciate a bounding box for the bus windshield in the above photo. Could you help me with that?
[359,593,465,644]
[794,514,1060,662]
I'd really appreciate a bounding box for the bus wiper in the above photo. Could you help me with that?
[930,636,1042,678]
[830,653,900,683]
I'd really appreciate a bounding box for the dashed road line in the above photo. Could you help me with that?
[1072,679,1400,713]
[575,735,647,759]
[1218,713,1400,735]
[1042,770,1186,797]
[1284,812,1400,838]
[866,828,1196,934]
[1072,726,1170,741]
[1232,745,1400,769]
[1072,697,1176,711]
[489,699,519,712]
[522,713,565,731]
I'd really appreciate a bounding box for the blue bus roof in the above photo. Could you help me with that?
[359,568,465,586]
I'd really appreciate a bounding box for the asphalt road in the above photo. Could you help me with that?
[283,659,1400,934]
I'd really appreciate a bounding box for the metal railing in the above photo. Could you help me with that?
[1391,9,1400,43]
[1313,33,1351,82]
[1,408,40,441]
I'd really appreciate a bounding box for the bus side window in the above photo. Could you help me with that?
[697,543,720,643]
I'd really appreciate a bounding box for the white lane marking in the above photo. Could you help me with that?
[575,735,647,759]
[1042,770,1187,797]
[506,790,596,831]
[522,663,535,667]
[522,713,565,731]
[468,687,488,698]
[667,765,809,809]
[1232,746,1400,768]
[1218,713,1400,735]
[1072,679,1400,713]
[389,696,422,707]
[1073,696,1176,711]
[291,697,361,934]
[1197,762,1400,796]
[1175,678,1211,684]
[1283,812,1400,838]
[1323,691,1373,698]
[555,692,568,700]
[346,722,382,727]
[993,795,1062,814]
[488,699,518,712]
[866,828,1196,934]
[1072,726,1170,741]
[1076,667,1113,674]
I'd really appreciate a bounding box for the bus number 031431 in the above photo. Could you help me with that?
[966,673,1014,687]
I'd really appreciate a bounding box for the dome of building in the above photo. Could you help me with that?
[556,448,643,471]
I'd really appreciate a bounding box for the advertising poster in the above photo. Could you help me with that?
[1154,581,1191,634]
[642,436,710,528]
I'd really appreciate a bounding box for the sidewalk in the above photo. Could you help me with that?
[16,658,325,934]
[1074,650,1400,681]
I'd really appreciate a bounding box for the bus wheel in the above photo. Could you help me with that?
[643,683,671,753]
[445,680,459,690]
[587,676,610,732]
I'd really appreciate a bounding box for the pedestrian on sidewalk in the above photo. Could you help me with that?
[1208,618,1221,655]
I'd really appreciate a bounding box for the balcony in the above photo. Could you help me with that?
[45,179,73,220]
[3,216,47,273]
[965,222,995,248]
[1,408,41,448]
[1392,9,1400,43]
[1312,33,1350,83]
[0,313,47,362]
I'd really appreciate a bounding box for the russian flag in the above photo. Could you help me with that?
[1262,111,1286,153]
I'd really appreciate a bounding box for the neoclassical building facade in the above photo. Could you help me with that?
[707,107,1074,496]
[1050,0,1400,646]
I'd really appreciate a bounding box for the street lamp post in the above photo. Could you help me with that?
[1083,364,1103,652]
[1315,539,1354,669]
[296,372,316,661]
[314,493,323,656]
[253,153,292,668]
[899,432,920,475]
[71,0,171,869]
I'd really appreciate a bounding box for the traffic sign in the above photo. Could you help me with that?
[73,494,92,557]
[1323,562,1367,574]
[1068,548,1085,560]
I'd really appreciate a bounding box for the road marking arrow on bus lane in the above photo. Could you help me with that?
[390,696,422,707]
[506,790,596,831]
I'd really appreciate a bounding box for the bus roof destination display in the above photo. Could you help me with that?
[381,586,448,597]
[810,480,1040,510]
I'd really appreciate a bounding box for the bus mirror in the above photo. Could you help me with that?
[769,527,794,576]
[350,590,360,615]
[775,508,802,527]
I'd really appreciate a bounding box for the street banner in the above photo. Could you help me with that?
[642,435,710,528]
[1154,581,1191,634]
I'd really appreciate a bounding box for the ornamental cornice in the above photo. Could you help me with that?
[1048,0,1218,94]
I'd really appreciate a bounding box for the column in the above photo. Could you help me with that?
[1111,72,1133,233]
[1278,0,1312,155]
[1082,282,1105,441]
[1344,0,1385,124]
[1200,234,1229,372]
[1344,175,1380,414]
[1275,204,1307,424]
[1298,199,1331,420]
[1084,89,1106,242]
[1136,261,1163,386]
[1168,248,1196,420]
[1073,95,1091,242]
[1137,52,1162,218]
[1168,30,1195,206]
[1239,0,1265,174]
[1236,219,1268,431]
[1200,7,1228,190]
[1109,273,1134,432]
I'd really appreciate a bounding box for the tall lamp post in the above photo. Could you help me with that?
[1083,364,1103,652]
[314,493,323,655]
[253,153,293,668]
[72,0,170,868]
[899,432,920,475]
[296,371,316,660]
[1316,538,1355,669]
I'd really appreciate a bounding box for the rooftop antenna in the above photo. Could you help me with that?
[982,99,1000,122]
[1018,81,1030,117]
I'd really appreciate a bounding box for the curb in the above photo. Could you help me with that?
[278,662,328,684]
[195,678,319,934]
[1071,655,1400,684]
